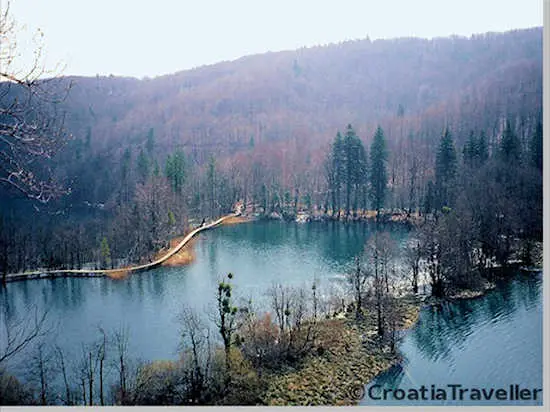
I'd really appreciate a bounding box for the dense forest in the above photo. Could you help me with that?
[0,15,544,405]
[0,27,542,276]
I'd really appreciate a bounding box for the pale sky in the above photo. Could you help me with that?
[6,0,544,79]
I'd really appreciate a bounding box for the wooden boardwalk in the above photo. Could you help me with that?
[4,213,238,283]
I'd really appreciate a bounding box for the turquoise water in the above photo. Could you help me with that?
[360,272,543,406]
[0,221,405,366]
[0,221,542,407]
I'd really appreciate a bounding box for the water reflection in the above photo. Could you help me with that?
[362,273,542,406]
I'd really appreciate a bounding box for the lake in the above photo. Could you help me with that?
[0,221,405,367]
[0,221,542,407]
[360,271,543,406]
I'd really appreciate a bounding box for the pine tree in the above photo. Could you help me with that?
[100,237,111,270]
[343,125,367,217]
[326,126,368,218]
[530,121,542,171]
[463,131,477,168]
[165,150,186,194]
[423,180,435,216]
[137,149,150,183]
[477,131,489,165]
[435,127,457,210]
[153,159,160,177]
[120,148,132,204]
[207,156,217,218]
[146,128,155,153]
[369,126,388,216]
[499,119,521,163]
[332,131,345,217]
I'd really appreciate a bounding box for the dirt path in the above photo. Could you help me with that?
[4,213,238,283]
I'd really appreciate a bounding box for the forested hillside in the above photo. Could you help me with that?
[0,27,542,273]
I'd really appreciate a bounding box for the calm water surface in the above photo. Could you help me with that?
[0,221,542,407]
[360,272,543,406]
[1,221,401,367]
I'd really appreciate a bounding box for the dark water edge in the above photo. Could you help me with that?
[360,271,543,406]
[0,221,410,377]
[0,222,541,406]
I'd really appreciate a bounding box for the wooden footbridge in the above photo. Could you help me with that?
[4,213,238,283]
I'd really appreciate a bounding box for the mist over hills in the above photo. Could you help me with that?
[60,27,542,156]
[0,27,543,221]
[0,25,543,283]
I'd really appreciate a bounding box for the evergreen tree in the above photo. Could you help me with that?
[332,131,345,217]
[165,150,186,194]
[207,156,217,218]
[326,126,367,217]
[530,121,543,171]
[463,130,488,168]
[120,148,132,203]
[369,126,388,216]
[463,131,477,168]
[153,159,160,177]
[167,210,176,227]
[121,148,132,181]
[100,237,111,269]
[343,124,367,217]
[137,149,150,183]
[477,131,489,165]
[435,127,457,209]
[499,119,521,163]
[423,180,435,216]
[146,128,155,153]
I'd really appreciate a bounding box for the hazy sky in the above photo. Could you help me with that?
[7,0,543,79]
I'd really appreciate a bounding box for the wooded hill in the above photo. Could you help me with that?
[0,26,543,271]
[56,26,542,203]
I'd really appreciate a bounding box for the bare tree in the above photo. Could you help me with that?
[365,234,384,337]
[178,305,213,404]
[0,304,48,366]
[346,256,369,320]
[405,235,422,294]
[78,342,99,406]
[27,342,52,405]
[97,327,107,406]
[112,326,130,404]
[55,345,75,405]
[0,0,71,203]
[266,282,319,364]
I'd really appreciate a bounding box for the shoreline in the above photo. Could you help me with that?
[1,213,541,405]
[2,213,237,284]
[355,268,542,406]
[260,297,422,406]
[0,210,424,284]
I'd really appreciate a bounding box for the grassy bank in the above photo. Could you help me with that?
[260,298,420,406]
